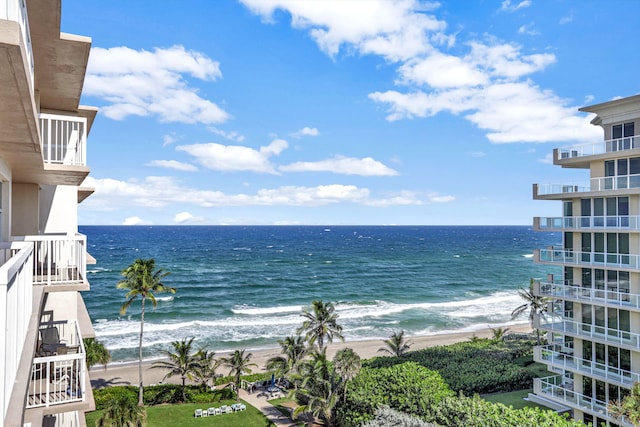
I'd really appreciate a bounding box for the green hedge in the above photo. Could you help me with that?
[93,384,235,410]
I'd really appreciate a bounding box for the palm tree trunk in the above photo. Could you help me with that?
[138,298,145,406]
[182,376,186,402]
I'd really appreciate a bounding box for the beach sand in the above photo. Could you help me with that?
[90,324,533,389]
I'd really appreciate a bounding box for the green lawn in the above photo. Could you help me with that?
[85,400,275,427]
[268,397,305,426]
[482,389,547,410]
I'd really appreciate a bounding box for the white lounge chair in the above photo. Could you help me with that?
[208,408,216,416]
[194,409,203,417]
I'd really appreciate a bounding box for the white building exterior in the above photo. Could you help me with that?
[532,94,640,427]
[0,0,97,425]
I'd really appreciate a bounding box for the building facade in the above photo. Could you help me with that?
[0,0,97,425]
[532,94,640,427]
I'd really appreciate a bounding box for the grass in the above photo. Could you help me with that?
[85,400,275,427]
[482,389,547,410]
[268,397,305,426]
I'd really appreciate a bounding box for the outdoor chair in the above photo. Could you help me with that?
[194,409,203,417]
[39,326,65,355]
[208,407,216,416]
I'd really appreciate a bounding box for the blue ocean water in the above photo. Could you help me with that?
[79,225,559,362]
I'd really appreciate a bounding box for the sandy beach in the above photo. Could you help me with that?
[90,324,533,389]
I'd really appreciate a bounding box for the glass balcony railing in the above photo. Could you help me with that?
[27,320,86,409]
[535,174,640,196]
[535,215,640,230]
[535,345,638,387]
[39,113,87,166]
[537,248,639,269]
[534,376,632,427]
[12,234,87,286]
[535,313,640,349]
[0,0,34,90]
[557,135,640,161]
[536,281,640,310]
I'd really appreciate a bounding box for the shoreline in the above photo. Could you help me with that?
[90,323,533,389]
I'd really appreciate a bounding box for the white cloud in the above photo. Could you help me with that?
[85,45,230,124]
[559,13,574,25]
[177,139,288,173]
[518,23,540,36]
[538,153,553,164]
[146,160,198,172]
[500,0,532,13]
[82,176,426,208]
[280,155,398,176]
[123,216,147,225]
[209,127,246,142]
[291,126,320,137]
[173,211,206,224]
[163,133,179,146]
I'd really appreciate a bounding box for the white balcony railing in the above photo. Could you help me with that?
[535,313,640,350]
[12,234,86,286]
[27,320,86,409]
[39,113,87,166]
[535,345,639,387]
[557,136,640,161]
[536,174,640,196]
[0,0,34,90]
[0,241,33,425]
[536,215,640,231]
[537,248,639,270]
[534,376,633,427]
[537,281,640,310]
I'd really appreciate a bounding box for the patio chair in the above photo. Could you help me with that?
[194,409,203,417]
[39,326,65,355]
[208,408,216,416]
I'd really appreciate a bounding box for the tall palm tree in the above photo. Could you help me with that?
[96,396,146,427]
[194,349,218,391]
[84,338,111,370]
[220,349,257,401]
[511,278,548,344]
[294,348,341,426]
[609,382,640,426]
[297,300,344,352]
[151,337,202,402]
[378,330,413,357]
[117,258,175,406]
[333,347,361,403]
[265,335,307,380]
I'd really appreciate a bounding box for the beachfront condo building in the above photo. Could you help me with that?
[0,0,97,425]
[532,94,640,426]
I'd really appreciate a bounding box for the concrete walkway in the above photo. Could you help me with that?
[239,389,299,426]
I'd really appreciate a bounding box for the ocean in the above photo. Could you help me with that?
[79,225,560,363]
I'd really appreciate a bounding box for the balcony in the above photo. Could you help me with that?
[535,281,640,311]
[534,313,640,350]
[12,234,87,290]
[534,215,640,231]
[39,113,87,166]
[556,135,640,163]
[534,174,640,199]
[535,345,638,387]
[27,320,86,409]
[0,0,35,90]
[534,376,632,427]
[535,248,639,271]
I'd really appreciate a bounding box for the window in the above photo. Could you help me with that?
[603,157,640,189]
[612,122,635,150]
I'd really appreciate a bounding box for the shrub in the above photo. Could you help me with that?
[93,386,138,410]
[362,406,438,427]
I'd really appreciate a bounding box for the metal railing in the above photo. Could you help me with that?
[27,320,86,409]
[12,234,86,286]
[536,173,640,196]
[39,113,87,166]
[0,0,34,90]
[536,281,639,310]
[535,215,640,230]
[535,313,640,349]
[534,376,632,427]
[557,136,640,161]
[0,241,33,425]
[536,248,638,269]
[535,345,638,386]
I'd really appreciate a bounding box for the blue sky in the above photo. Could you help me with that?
[62,0,639,226]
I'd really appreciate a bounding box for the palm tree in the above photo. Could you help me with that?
[378,330,413,357]
[84,338,111,370]
[297,300,344,352]
[265,335,307,381]
[220,349,257,401]
[489,326,511,342]
[194,349,218,391]
[609,382,640,426]
[96,396,146,427]
[117,258,175,406]
[511,278,548,344]
[294,348,341,426]
[333,347,361,403]
[151,337,202,402]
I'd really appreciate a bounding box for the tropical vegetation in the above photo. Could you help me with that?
[609,382,640,426]
[117,258,175,405]
[84,338,111,369]
[96,395,146,427]
[220,349,257,401]
[151,337,202,402]
[511,278,548,344]
[297,300,344,352]
[378,330,413,357]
